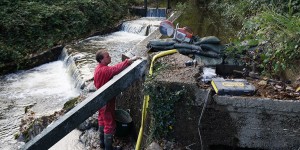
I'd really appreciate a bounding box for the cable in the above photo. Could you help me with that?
[198,88,211,150]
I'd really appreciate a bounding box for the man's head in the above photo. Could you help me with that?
[96,50,111,65]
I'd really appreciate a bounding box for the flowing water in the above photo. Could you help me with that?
[0,61,80,149]
[75,17,163,64]
[0,17,164,150]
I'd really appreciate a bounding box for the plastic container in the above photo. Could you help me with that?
[211,78,256,96]
[115,109,133,137]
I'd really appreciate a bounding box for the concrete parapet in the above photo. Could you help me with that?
[214,96,300,113]
[147,82,300,150]
[211,95,300,150]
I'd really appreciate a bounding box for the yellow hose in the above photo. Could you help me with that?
[135,49,177,150]
[148,49,178,76]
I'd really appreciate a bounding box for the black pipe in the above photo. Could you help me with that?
[167,0,171,9]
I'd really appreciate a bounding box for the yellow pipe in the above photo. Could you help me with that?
[135,95,149,149]
[149,49,178,76]
[135,49,177,150]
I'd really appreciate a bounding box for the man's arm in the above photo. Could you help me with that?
[108,56,141,76]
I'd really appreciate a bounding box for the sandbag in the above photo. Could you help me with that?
[195,36,221,45]
[147,45,175,52]
[146,40,176,52]
[176,48,220,58]
[200,43,225,54]
[174,43,201,51]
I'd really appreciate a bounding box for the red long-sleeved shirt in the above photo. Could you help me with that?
[94,59,130,89]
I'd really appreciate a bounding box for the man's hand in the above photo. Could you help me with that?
[129,56,141,63]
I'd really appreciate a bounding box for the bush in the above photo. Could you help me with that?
[202,0,299,77]
[0,0,131,66]
[208,0,299,23]
[239,9,300,76]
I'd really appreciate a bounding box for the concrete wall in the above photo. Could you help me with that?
[211,96,300,150]
[151,82,300,150]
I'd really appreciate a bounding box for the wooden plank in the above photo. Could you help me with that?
[21,59,147,150]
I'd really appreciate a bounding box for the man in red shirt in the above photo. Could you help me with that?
[94,50,140,150]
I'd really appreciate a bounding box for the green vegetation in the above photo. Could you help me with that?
[236,8,300,76]
[63,96,80,112]
[14,133,20,140]
[176,0,299,77]
[144,80,187,142]
[208,0,299,23]
[0,0,136,69]
[208,0,300,77]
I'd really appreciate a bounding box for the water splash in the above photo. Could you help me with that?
[147,8,167,17]
[121,17,164,36]
[0,61,80,149]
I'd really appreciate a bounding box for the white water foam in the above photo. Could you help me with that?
[0,61,80,149]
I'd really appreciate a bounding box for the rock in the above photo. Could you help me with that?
[78,114,98,131]
[87,82,97,92]
[79,128,99,149]
[275,85,282,90]
[146,142,163,150]
[258,80,267,86]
